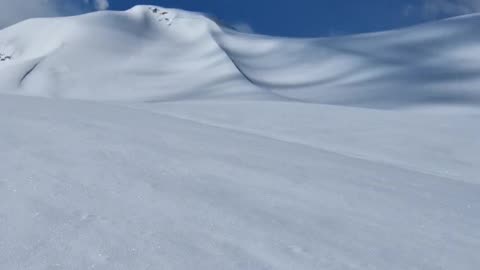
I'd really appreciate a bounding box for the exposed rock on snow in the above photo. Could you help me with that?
[0,53,12,61]
[148,6,175,26]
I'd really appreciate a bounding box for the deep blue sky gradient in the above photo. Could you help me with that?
[109,0,451,37]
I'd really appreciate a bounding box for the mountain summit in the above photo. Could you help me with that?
[1,5,480,107]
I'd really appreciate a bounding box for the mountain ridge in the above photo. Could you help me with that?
[1,5,480,108]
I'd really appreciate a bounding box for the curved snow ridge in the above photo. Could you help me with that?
[212,14,480,108]
[1,6,480,108]
[0,6,275,101]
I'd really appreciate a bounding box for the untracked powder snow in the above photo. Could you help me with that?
[0,5,479,270]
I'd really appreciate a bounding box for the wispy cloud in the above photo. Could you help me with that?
[87,0,110,11]
[420,0,480,17]
[232,22,255,33]
[0,0,109,29]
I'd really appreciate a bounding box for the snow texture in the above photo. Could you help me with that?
[0,5,479,270]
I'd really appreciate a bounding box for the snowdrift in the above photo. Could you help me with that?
[1,6,480,108]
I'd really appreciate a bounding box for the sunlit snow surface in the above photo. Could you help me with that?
[0,6,479,270]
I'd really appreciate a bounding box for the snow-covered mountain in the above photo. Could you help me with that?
[1,5,480,107]
[0,6,479,270]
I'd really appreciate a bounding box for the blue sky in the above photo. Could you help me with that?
[1,0,480,36]
[107,0,480,37]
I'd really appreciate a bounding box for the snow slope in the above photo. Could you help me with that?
[0,5,479,270]
[139,101,480,184]
[1,95,479,270]
[0,6,274,101]
[1,6,480,107]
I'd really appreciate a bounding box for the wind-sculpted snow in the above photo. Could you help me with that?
[0,5,479,270]
[1,6,480,107]
[215,15,480,108]
[1,96,479,270]
[0,6,272,101]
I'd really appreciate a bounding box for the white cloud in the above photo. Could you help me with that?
[0,0,109,29]
[421,0,480,17]
[86,0,109,11]
[96,0,110,10]
[232,22,255,33]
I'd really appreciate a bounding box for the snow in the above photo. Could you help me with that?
[2,5,480,106]
[0,5,479,270]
